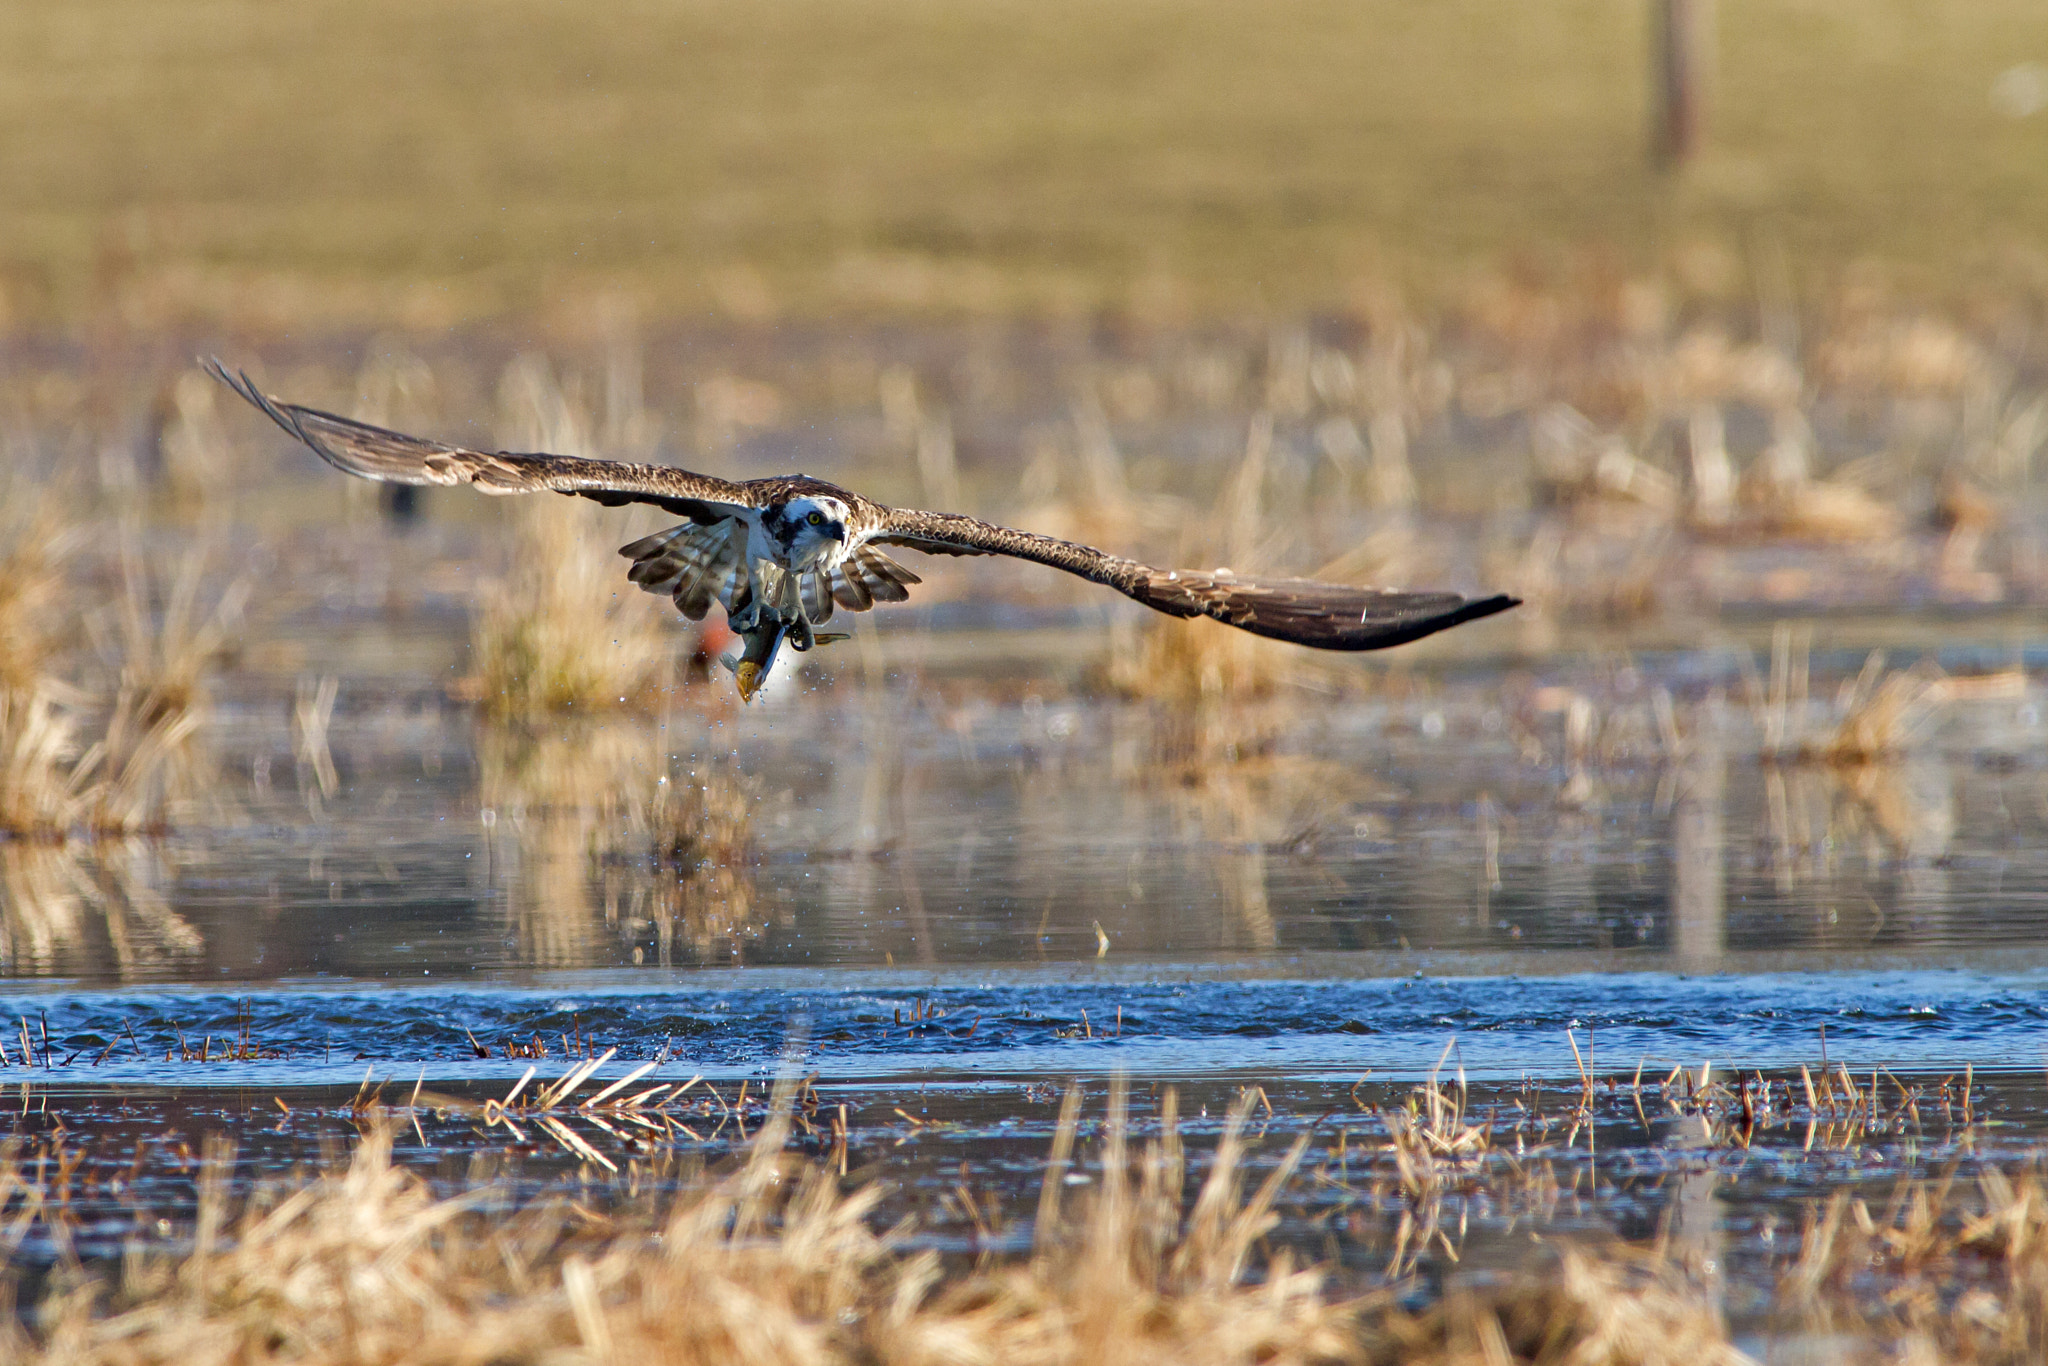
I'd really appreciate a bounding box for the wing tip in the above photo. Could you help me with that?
[1334,590,1520,651]
[199,354,265,415]
[1443,593,1522,628]
[199,354,336,461]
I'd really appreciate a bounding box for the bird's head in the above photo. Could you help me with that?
[771,495,850,567]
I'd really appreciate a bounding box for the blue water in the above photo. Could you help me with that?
[7,965,2043,1088]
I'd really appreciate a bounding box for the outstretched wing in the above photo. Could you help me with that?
[874,508,1518,651]
[205,358,755,523]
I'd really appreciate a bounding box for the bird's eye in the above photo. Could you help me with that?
[806,512,824,526]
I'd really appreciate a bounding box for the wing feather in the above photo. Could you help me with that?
[206,358,754,523]
[623,523,747,621]
[800,570,836,623]
[874,508,1517,651]
[831,567,874,611]
[828,546,920,612]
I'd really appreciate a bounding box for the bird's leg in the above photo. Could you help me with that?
[785,614,852,652]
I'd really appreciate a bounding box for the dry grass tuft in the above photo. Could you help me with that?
[0,511,232,939]
[1742,630,2023,768]
[95,547,246,791]
[1734,633,2030,872]
[1821,654,1950,766]
[0,687,92,838]
[0,683,197,841]
[1771,1167,2048,1365]
[464,354,680,717]
[1369,1248,1751,1366]
[0,480,80,698]
[1109,413,1298,714]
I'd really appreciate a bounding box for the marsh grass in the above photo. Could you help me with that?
[0,542,244,843]
[0,1084,1759,1366]
[463,355,680,717]
[13,1068,2041,1365]
[0,684,197,842]
[0,484,77,699]
[0,1031,2019,1364]
[1109,414,1305,748]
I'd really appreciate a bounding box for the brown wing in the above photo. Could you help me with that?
[825,546,920,612]
[874,508,1518,651]
[621,522,748,620]
[205,358,754,523]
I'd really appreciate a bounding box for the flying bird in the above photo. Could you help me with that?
[206,359,1518,700]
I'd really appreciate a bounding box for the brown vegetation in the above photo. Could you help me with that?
[0,1086,1741,1366]
[5,3,2047,325]
[463,355,682,717]
[0,533,236,842]
[13,1069,2048,1365]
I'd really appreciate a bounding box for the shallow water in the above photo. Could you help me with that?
[7,646,2046,984]
[5,967,2048,1086]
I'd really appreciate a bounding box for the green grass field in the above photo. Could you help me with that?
[1,0,2043,328]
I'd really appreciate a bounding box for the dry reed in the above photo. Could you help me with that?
[1,1084,1772,1366]
[464,354,680,717]
[1109,413,1300,716]
[0,481,76,698]
[0,683,197,841]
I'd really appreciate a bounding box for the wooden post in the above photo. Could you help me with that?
[1653,0,1711,167]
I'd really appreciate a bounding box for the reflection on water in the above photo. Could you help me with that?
[0,648,2040,983]
[476,719,775,968]
[0,841,201,978]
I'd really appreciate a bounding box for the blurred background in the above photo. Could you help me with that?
[4,1,2046,328]
[1,1,2045,981]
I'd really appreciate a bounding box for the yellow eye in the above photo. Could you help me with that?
[806,512,824,526]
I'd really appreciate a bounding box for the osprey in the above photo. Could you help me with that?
[207,360,1518,700]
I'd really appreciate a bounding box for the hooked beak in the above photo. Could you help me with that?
[826,523,846,542]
